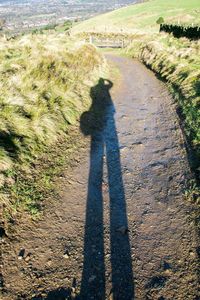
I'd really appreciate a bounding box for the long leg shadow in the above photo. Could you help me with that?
[80,78,134,300]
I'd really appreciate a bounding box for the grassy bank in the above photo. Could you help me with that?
[0,33,106,219]
[125,34,200,183]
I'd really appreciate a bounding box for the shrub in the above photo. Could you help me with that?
[156,17,164,25]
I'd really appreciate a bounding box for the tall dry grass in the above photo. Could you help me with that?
[0,32,106,215]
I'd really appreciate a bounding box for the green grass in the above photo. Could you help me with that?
[0,32,106,217]
[72,0,200,34]
[2,127,87,220]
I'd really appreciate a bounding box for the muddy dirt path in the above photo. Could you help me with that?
[1,55,199,300]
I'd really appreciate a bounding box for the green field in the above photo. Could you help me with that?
[72,0,200,34]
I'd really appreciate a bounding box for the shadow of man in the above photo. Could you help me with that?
[80,78,134,300]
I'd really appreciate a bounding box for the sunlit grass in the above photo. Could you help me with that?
[0,32,106,216]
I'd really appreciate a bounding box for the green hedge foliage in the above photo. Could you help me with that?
[160,24,200,39]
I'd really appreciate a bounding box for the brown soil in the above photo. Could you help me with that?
[1,55,199,300]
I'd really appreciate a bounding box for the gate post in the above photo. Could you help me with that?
[89,35,93,44]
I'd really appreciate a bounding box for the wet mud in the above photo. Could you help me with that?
[1,55,199,300]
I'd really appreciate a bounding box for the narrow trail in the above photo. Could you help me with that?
[1,55,199,300]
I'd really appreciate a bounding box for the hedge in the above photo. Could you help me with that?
[160,24,200,39]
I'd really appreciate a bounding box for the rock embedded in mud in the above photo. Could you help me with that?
[117,226,129,235]
[63,250,70,259]
[18,248,25,260]
[88,275,96,283]
[24,253,31,262]
[160,260,171,271]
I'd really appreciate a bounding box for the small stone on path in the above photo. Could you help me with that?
[88,275,96,283]
[117,226,129,235]
[18,249,25,260]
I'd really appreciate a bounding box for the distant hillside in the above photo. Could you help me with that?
[0,0,137,33]
[72,0,200,34]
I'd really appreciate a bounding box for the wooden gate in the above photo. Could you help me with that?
[89,36,125,48]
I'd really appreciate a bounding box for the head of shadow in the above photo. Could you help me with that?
[80,78,113,136]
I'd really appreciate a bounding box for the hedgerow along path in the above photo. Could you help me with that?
[1,55,199,300]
